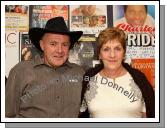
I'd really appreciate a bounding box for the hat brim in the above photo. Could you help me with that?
[29,28,83,52]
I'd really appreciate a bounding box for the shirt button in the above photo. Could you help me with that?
[57,96,60,99]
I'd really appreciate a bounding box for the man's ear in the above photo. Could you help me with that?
[39,40,44,51]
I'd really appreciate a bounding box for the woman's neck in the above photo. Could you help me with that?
[102,66,126,79]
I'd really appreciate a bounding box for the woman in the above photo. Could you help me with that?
[80,27,155,118]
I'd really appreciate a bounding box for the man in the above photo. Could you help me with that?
[114,5,155,27]
[5,17,84,118]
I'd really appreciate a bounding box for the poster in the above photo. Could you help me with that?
[5,5,29,32]
[30,5,68,28]
[113,5,155,88]
[5,31,20,77]
[68,35,98,71]
[70,5,107,35]
[20,32,40,61]
[131,58,155,89]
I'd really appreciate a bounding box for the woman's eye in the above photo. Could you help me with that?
[103,48,110,51]
[115,47,121,51]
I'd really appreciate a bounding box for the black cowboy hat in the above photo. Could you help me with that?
[29,17,83,51]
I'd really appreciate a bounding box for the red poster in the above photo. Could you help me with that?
[131,58,155,90]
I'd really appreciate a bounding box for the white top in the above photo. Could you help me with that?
[80,72,146,118]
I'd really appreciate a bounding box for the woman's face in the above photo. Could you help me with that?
[99,39,125,70]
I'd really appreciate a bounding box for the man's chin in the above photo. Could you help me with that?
[52,63,64,68]
[46,60,64,68]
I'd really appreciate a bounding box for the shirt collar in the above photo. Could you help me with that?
[33,54,45,67]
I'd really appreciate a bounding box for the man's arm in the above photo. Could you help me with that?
[5,68,20,117]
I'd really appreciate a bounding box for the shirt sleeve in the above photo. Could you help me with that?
[5,68,20,117]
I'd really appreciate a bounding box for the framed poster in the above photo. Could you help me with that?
[70,5,107,35]
[30,5,68,28]
[5,5,29,32]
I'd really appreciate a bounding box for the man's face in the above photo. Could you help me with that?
[80,5,96,16]
[125,5,147,26]
[40,33,70,68]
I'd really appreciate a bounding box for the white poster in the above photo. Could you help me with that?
[5,31,20,77]
[70,5,107,35]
